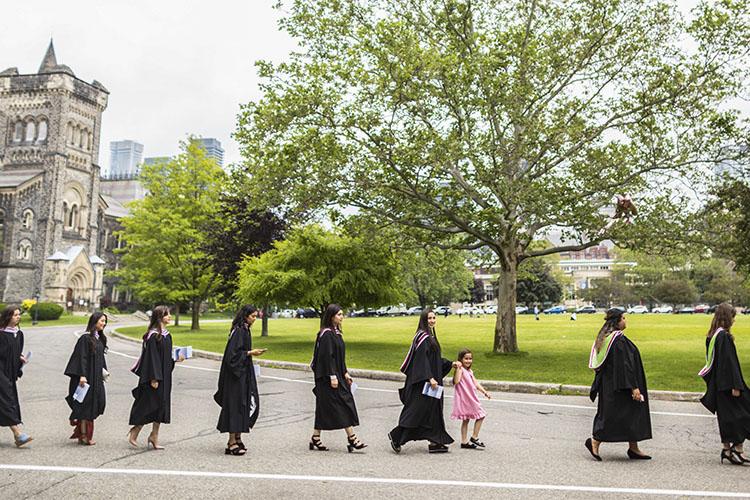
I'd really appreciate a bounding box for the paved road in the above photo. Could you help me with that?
[0,324,748,499]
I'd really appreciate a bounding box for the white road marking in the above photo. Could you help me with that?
[103,334,713,419]
[0,464,746,497]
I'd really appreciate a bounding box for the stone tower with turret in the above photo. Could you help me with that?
[0,41,109,308]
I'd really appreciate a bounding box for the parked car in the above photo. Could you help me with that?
[351,308,378,317]
[406,306,423,316]
[743,308,750,315]
[543,305,566,314]
[677,306,695,314]
[627,305,649,314]
[484,305,497,314]
[378,304,408,316]
[295,308,319,318]
[576,305,597,314]
[693,304,710,314]
[652,305,673,314]
[706,305,718,314]
[277,309,295,318]
[434,306,453,316]
[457,306,484,316]
[514,305,529,314]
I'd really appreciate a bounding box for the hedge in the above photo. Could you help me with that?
[27,302,64,320]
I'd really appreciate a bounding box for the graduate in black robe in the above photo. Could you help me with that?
[388,308,454,454]
[64,312,108,445]
[128,306,184,449]
[700,303,750,464]
[585,308,652,461]
[214,305,267,455]
[309,304,366,453]
[0,306,32,447]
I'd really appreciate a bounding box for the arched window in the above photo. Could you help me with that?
[62,202,69,227]
[0,210,4,258]
[22,209,33,229]
[68,204,79,229]
[80,129,88,149]
[36,120,48,143]
[68,123,74,144]
[73,126,81,148]
[13,122,23,142]
[25,121,36,142]
[17,240,32,261]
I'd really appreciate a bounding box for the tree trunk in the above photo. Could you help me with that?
[191,299,200,330]
[261,304,269,337]
[174,303,180,327]
[494,257,519,353]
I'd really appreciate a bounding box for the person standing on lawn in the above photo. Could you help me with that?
[700,303,750,465]
[585,308,652,461]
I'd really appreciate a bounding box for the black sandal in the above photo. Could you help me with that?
[470,437,485,448]
[347,434,367,453]
[309,435,327,451]
[460,442,478,449]
[225,443,246,456]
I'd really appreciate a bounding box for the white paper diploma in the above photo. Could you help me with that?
[172,346,193,361]
[422,382,444,399]
[253,364,260,377]
[73,383,90,403]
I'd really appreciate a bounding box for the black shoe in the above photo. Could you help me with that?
[347,433,367,453]
[721,449,743,465]
[585,438,602,461]
[470,437,485,448]
[627,448,651,460]
[729,447,748,464]
[428,443,449,453]
[309,435,327,451]
[387,432,401,454]
[460,442,478,449]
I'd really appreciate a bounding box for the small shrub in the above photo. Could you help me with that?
[21,298,37,312]
[28,302,64,320]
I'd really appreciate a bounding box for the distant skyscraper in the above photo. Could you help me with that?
[108,140,143,178]
[196,138,224,167]
[143,156,170,167]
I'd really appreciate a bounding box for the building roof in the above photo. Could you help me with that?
[0,169,44,190]
[99,193,130,218]
[37,39,74,76]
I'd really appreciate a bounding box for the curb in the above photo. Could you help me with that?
[110,329,702,403]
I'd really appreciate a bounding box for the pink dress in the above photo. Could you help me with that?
[451,367,487,420]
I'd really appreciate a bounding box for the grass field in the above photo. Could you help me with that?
[19,313,91,327]
[117,313,750,393]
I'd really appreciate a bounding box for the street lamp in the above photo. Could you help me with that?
[89,255,105,313]
[32,290,40,325]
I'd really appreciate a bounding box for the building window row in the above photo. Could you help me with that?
[66,122,93,151]
[11,117,48,144]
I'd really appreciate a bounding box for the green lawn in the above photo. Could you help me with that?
[20,313,91,327]
[117,313,750,392]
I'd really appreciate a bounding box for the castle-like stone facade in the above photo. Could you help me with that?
[0,41,122,308]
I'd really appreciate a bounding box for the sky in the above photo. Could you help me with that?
[0,1,297,170]
[1,0,740,174]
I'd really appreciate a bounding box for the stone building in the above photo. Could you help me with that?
[0,41,114,309]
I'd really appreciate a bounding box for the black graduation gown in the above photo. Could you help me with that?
[0,329,23,427]
[64,334,107,421]
[311,329,359,430]
[389,334,454,446]
[129,333,175,425]
[589,334,652,442]
[700,331,750,443]
[214,324,260,433]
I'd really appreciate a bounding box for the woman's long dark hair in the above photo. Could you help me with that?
[0,306,20,329]
[594,308,624,352]
[417,308,440,351]
[144,305,170,342]
[321,304,343,332]
[231,305,258,333]
[709,302,736,340]
[85,312,108,353]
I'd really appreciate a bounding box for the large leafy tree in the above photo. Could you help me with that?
[397,247,473,308]
[516,259,563,307]
[236,225,403,318]
[704,177,750,273]
[115,139,224,330]
[235,0,750,352]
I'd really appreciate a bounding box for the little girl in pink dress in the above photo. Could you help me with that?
[451,348,490,449]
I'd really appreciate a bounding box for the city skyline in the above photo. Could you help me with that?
[0,1,296,169]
